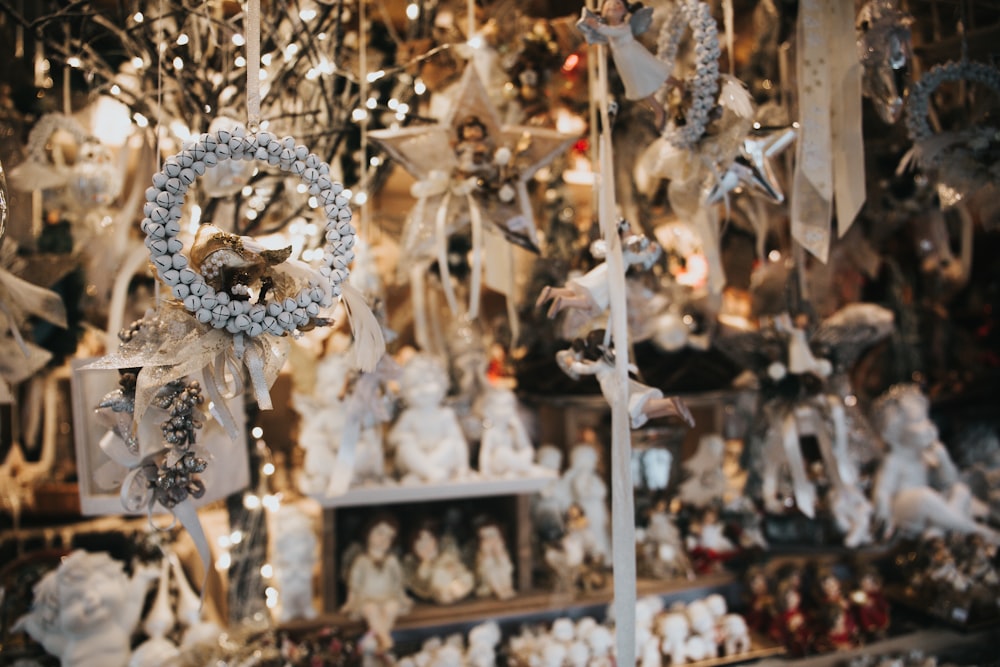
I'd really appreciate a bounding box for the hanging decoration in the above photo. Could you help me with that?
[86,125,382,434]
[791,0,866,262]
[901,60,1000,214]
[0,157,8,245]
[370,65,576,338]
[856,0,913,125]
[7,112,88,193]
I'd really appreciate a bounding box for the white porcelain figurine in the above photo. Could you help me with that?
[342,516,413,650]
[478,388,536,477]
[389,353,471,484]
[14,550,158,667]
[474,520,516,600]
[873,384,999,542]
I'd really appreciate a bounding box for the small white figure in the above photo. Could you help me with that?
[14,550,158,667]
[404,523,475,605]
[478,388,536,477]
[565,443,612,562]
[389,354,471,484]
[721,614,751,656]
[272,505,319,622]
[466,621,501,667]
[341,516,413,650]
[474,520,516,600]
[556,329,694,430]
[537,220,663,322]
[533,445,571,541]
[588,624,615,667]
[658,612,690,665]
[678,434,728,509]
[640,632,662,667]
[873,384,999,542]
[576,1,673,128]
[686,599,719,658]
[639,500,694,580]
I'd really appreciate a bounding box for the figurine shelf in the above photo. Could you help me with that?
[315,475,554,613]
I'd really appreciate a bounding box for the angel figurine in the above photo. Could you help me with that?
[388,353,471,484]
[536,219,662,323]
[555,328,694,430]
[478,388,536,477]
[577,0,674,129]
[403,521,475,605]
[341,515,413,650]
[14,550,158,667]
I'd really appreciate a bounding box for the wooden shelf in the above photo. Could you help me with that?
[308,473,555,508]
[290,573,740,634]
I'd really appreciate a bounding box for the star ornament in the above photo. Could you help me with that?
[369,66,578,263]
[707,126,796,205]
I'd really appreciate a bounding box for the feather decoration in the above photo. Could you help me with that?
[340,282,386,372]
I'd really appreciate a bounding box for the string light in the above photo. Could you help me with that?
[232,33,245,46]
[406,3,419,20]
[235,55,247,68]
[414,78,426,95]
[133,11,144,22]
[176,33,189,46]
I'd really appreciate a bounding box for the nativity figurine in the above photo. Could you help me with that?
[474,519,516,600]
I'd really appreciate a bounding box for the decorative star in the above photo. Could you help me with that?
[370,66,578,263]
[706,126,796,205]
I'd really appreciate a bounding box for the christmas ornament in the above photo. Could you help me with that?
[7,112,88,193]
[856,0,913,125]
[902,60,1000,213]
[707,127,796,204]
[576,1,671,130]
[655,0,721,149]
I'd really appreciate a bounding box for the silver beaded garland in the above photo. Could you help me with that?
[656,0,721,150]
[143,126,356,337]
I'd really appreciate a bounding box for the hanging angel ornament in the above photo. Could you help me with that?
[369,65,577,325]
[576,0,672,130]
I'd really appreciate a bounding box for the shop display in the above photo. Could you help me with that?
[0,0,997,664]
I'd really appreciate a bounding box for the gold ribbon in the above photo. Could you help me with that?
[792,0,866,262]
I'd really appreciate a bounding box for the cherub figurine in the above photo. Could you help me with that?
[564,443,612,562]
[388,353,471,484]
[478,388,536,477]
[14,550,158,667]
[576,0,674,129]
[474,519,516,600]
[536,219,662,322]
[341,515,413,650]
[555,329,694,430]
[770,578,810,657]
[872,384,998,542]
[403,521,475,605]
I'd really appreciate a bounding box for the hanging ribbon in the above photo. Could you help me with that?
[595,38,637,667]
[84,306,288,440]
[791,0,865,262]
[467,194,484,321]
[777,406,816,518]
[245,0,261,130]
[0,267,68,356]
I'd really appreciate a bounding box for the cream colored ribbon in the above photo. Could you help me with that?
[245,0,261,130]
[791,0,865,262]
[596,42,637,667]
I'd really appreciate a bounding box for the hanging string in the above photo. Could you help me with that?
[467,0,476,42]
[723,0,734,76]
[153,0,166,307]
[359,0,370,238]
[246,0,262,131]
